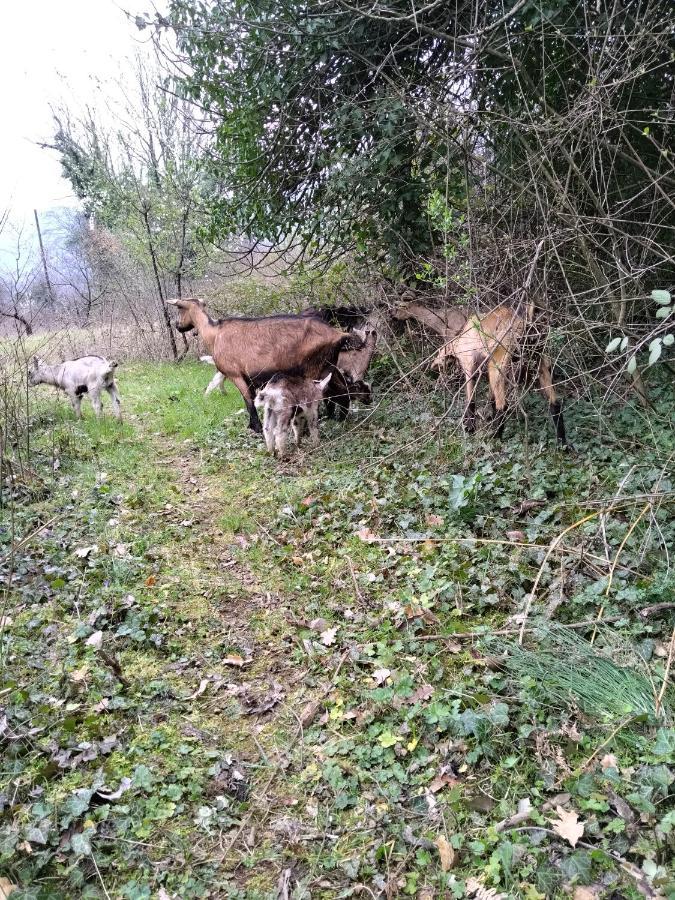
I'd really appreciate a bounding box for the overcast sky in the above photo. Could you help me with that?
[0,0,155,225]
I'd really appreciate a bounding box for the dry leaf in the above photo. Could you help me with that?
[0,616,12,628]
[506,530,526,542]
[185,678,209,701]
[320,627,338,646]
[309,618,329,632]
[429,771,459,793]
[425,513,444,526]
[70,665,89,684]
[299,699,322,727]
[372,667,392,685]
[113,543,129,557]
[85,630,103,649]
[465,878,506,900]
[223,655,245,667]
[410,684,434,703]
[600,753,618,772]
[573,888,600,900]
[0,877,17,899]
[355,527,378,543]
[435,834,455,871]
[291,556,304,566]
[145,575,157,586]
[301,496,317,507]
[74,544,98,558]
[550,805,584,847]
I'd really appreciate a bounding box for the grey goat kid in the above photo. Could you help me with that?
[256,373,331,458]
[28,356,122,419]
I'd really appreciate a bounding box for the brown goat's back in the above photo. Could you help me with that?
[212,316,348,381]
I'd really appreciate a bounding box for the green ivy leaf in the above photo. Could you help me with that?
[605,337,622,353]
[626,355,637,374]
[652,289,671,304]
[662,333,674,346]
[655,306,672,319]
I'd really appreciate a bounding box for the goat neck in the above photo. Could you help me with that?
[187,303,220,354]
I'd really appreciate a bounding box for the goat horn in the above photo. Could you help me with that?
[166,297,181,305]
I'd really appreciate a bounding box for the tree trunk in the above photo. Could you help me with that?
[141,204,178,360]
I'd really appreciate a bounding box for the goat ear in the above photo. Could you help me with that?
[353,327,366,341]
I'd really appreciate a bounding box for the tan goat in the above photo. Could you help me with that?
[430,304,567,445]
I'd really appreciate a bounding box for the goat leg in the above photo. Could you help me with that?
[232,376,263,433]
[68,392,83,419]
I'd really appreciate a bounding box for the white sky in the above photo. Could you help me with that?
[0,0,155,223]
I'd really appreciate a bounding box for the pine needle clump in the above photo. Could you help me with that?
[491,626,673,726]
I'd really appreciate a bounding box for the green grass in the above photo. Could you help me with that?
[1,360,674,899]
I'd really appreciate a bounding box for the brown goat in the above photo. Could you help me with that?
[334,326,377,408]
[430,304,567,445]
[167,298,358,432]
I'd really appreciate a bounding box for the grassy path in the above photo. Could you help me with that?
[2,362,674,898]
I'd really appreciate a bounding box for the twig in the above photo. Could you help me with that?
[655,626,675,718]
[591,502,650,644]
[576,717,636,774]
[639,602,675,618]
[406,616,621,643]
[518,512,599,645]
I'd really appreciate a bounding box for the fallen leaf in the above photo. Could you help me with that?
[185,678,209,701]
[299,699,322,727]
[70,665,89,684]
[355,526,377,543]
[301,496,317,507]
[0,616,12,628]
[429,771,459,793]
[113,543,128,557]
[309,618,329,632]
[410,684,434,703]
[550,805,584,847]
[93,776,132,801]
[506,530,526,542]
[435,834,455,871]
[425,513,444,526]
[573,887,601,900]
[0,877,17,898]
[291,556,304,566]
[85,630,103,649]
[74,544,98,559]
[465,878,506,900]
[145,575,157,586]
[320,627,338,646]
[600,753,618,772]
[372,667,392,685]
[223,655,245,667]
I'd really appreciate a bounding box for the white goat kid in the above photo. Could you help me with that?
[256,373,331,458]
[28,356,122,419]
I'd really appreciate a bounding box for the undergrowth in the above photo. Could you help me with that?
[1,361,673,899]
